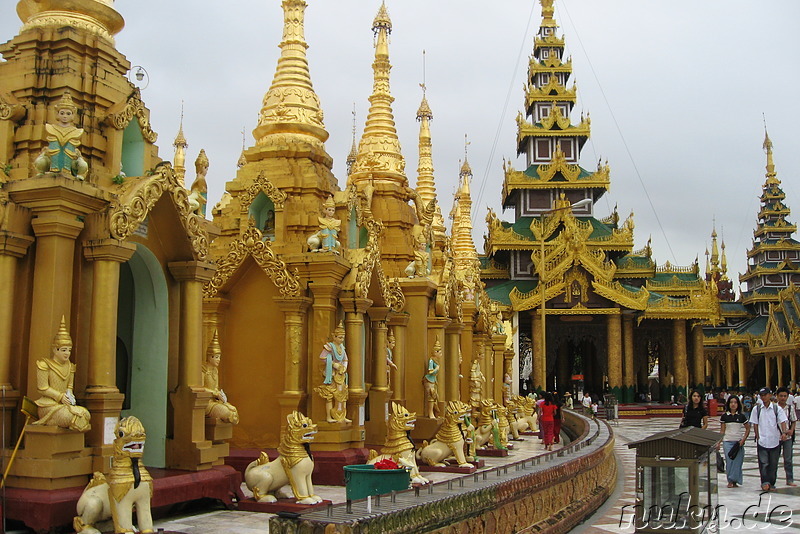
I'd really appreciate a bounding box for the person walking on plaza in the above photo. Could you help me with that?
[776,387,797,486]
[539,392,557,451]
[582,393,592,416]
[680,390,708,429]
[718,395,750,488]
[750,387,791,491]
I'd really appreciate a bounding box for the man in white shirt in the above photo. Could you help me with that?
[750,387,790,491]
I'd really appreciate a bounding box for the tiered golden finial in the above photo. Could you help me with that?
[253,0,328,146]
[236,128,247,168]
[720,238,729,281]
[540,0,557,27]
[763,127,777,184]
[709,223,720,277]
[416,80,436,206]
[16,0,125,42]
[349,1,407,186]
[173,104,188,186]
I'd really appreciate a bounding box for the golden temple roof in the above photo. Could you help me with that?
[253,0,328,145]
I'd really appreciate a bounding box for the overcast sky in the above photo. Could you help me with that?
[3,1,799,296]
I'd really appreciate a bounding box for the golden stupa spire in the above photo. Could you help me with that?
[416,63,436,206]
[237,127,247,168]
[346,104,358,176]
[16,0,124,42]
[720,238,729,281]
[254,0,328,146]
[173,103,188,185]
[349,1,406,186]
[709,223,721,277]
[452,137,478,265]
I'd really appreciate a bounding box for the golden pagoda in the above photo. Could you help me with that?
[482,0,717,402]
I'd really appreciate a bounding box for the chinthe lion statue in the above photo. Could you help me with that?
[245,411,322,504]
[475,399,503,450]
[505,396,529,439]
[416,400,474,468]
[368,402,429,485]
[520,396,539,432]
[74,416,153,534]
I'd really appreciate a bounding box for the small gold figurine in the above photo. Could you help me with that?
[313,323,350,423]
[187,149,209,216]
[307,196,341,253]
[469,350,486,410]
[386,329,398,388]
[35,91,88,180]
[422,339,441,419]
[202,330,240,425]
[32,316,91,433]
[404,232,430,278]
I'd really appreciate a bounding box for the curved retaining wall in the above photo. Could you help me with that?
[270,410,616,534]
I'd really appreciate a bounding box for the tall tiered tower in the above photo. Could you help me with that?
[740,131,800,315]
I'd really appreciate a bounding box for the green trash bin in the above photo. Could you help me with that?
[343,464,410,501]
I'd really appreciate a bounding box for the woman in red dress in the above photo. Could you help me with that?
[539,392,558,450]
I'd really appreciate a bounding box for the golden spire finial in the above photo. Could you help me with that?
[709,220,720,274]
[349,1,406,186]
[720,235,729,280]
[52,315,73,348]
[452,150,478,267]
[207,329,222,357]
[416,53,436,207]
[17,0,125,42]
[460,135,473,178]
[540,0,557,27]
[173,102,188,184]
[346,104,358,176]
[763,120,776,177]
[254,0,328,145]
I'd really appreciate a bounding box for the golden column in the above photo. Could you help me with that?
[0,233,33,446]
[765,356,772,389]
[672,319,688,397]
[777,354,784,388]
[388,313,409,405]
[459,301,477,402]
[82,239,136,469]
[532,312,545,392]
[341,295,372,436]
[166,260,216,471]
[607,312,623,400]
[622,315,635,403]
[725,350,734,389]
[445,323,463,401]
[691,324,705,391]
[791,353,797,389]
[275,296,312,421]
[366,307,390,446]
[737,347,746,391]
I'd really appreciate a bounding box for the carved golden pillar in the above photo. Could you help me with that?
[398,278,436,422]
[0,232,33,446]
[166,260,216,471]
[445,323,463,402]
[275,296,312,422]
[737,347,746,391]
[488,333,503,401]
[82,239,136,470]
[672,319,688,397]
[366,306,390,446]
[459,302,477,402]
[607,313,622,400]
[388,313,409,406]
[532,312,545,392]
[340,296,371,439]
[691,324,705,391]
[481,334,492,399]
[622,315,635,403]
[725,350,735,389]
[428,316,450,408]
[777,354,784,388]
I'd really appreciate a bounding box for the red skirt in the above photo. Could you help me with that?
[541,420,555,446]
[553,417,562,443]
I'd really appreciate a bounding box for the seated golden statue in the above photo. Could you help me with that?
[202,330,240,424]
[307,196,341,253]
[313,323,350,423]
[32,317,91,432]
[34,91,88,180]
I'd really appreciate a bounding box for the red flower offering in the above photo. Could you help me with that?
[373,458,400,470]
